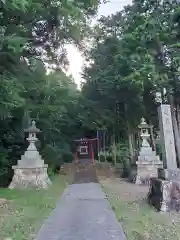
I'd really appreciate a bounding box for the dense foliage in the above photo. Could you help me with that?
[0,0,100,186]
[82,0,180,163]
[2,0,180,186]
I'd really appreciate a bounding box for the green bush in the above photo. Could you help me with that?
[0,147,12,187]
[41,144,62,172]
[41,143,74,172]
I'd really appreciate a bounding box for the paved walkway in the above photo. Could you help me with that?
[36,161,126,240]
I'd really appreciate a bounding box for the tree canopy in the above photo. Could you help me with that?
[0,0,100,186]
[2,0,180,185]
[82,0,180,131]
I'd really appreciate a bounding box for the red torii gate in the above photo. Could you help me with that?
[74,138,97,165]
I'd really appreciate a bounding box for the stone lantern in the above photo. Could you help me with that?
[9,121,51,189]
[136,117,163,184]
[138,117,151,151]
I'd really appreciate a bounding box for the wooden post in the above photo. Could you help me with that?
[104,130,107,162]
[74,150,78,164]
[97,130,100,162]
[91,143,95,165]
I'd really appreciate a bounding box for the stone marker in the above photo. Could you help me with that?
[157,104,180,180]
[158,104,177,170]
[136,117,163,184]
[148,104,180,212]
[9,121,51,189]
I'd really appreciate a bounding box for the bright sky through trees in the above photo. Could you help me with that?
[67,0,132,87]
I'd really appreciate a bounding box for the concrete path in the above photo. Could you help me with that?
[36,183,126,240]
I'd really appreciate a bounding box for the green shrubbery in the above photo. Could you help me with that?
[98,142,131,176]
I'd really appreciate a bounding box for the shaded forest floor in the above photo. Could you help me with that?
[100,177,180,240]
[0,175,67,240]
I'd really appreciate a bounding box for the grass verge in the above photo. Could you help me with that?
[0,174,67,240]
[103,184,180,240]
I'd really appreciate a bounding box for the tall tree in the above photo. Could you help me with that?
[82,0,180,161]
[0,0,101,185]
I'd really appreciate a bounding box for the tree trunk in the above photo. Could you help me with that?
[125,103,134,163]
[128,132,134,163]
[112,128,116,165]
[169,95,180,167]
[176,103,180,134]
[149,121,156,151]
[104,129,107,162]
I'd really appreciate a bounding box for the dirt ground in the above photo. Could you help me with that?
[97,163,149,203]
[100,177,149,202]
[100,176,180,240]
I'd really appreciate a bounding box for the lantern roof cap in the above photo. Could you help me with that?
[138,117,150,128]
[24,121,41,133]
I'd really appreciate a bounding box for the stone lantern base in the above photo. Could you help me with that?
[136,161,163,184]
[9,165,52,189]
